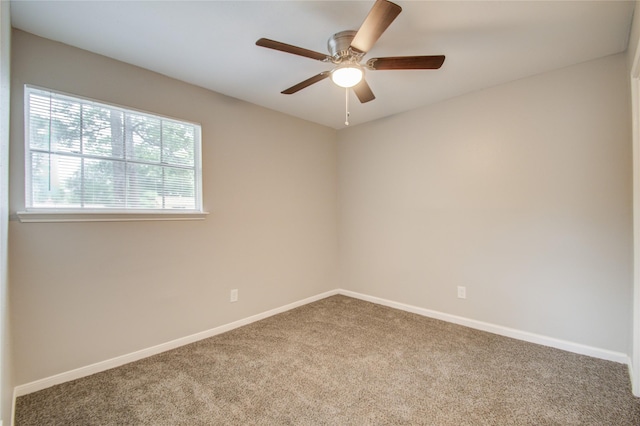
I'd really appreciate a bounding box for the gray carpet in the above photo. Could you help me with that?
[15,295,640,425]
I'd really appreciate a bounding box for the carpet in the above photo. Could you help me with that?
[15,295,640,425]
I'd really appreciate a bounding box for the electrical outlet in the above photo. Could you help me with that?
[457,286,466,299]
[230,289,238,302]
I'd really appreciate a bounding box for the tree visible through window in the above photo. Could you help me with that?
[25,86,202,211]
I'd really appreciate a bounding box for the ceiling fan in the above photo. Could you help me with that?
[255,0,445,105]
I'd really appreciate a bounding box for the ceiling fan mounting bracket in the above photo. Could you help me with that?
[365,58,378,70]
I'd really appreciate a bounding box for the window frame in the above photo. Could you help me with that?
[19,85,207,223]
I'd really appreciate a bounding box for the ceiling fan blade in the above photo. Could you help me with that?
[350,0,402,54]
[353,79,375,103]
[256,38,329,61]
[367,55,446,70]
[281,72,330,94]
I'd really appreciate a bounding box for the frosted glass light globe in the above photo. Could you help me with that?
[331,66,363,88]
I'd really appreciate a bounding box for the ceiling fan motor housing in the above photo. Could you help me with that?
[328,30,363,62]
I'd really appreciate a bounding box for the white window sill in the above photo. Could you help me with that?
[14,211,210,223]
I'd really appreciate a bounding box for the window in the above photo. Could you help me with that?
[23,86,203,217]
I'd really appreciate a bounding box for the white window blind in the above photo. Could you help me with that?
[24,86,203,213]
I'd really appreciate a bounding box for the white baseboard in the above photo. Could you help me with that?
[338,289,630,365]
[629,360,639,397]
[13,289,339,398]
[13,287,630,404]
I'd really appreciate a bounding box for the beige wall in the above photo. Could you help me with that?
[9,30,338,385]
[628,1,640,72]
[338,53,632,353]
[1,1,11,423]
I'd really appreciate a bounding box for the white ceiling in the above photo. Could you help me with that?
[10,1,635,129]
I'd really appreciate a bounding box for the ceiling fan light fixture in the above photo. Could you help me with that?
[331,65,363,88]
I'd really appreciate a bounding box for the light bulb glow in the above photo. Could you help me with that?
[331,66,363,88]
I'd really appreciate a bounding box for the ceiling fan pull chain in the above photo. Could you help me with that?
[345,87,350,126]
